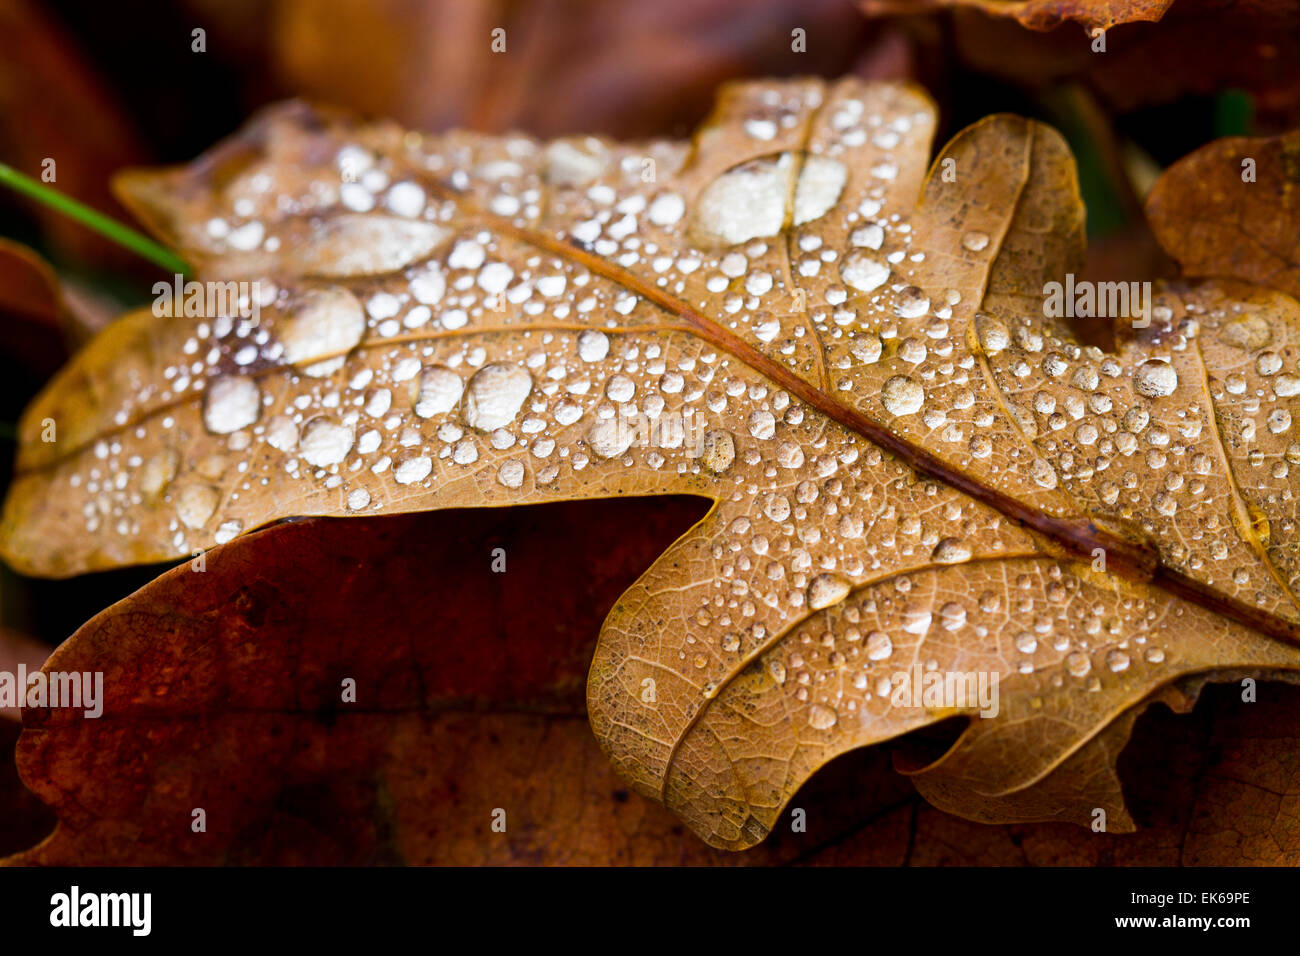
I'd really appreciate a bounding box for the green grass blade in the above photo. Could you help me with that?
[0,162,190,276]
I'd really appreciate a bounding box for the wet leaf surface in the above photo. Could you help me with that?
[4,79,1300,849]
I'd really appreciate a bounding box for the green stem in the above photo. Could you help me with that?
[0,162,190,276]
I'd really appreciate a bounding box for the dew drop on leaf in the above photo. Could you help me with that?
[881,375,924,416]
[202,375,260,434]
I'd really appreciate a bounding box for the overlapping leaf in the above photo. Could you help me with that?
[4,78,1300,849]
[859,0,1175,32]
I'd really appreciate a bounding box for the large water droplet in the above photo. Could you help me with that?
[394,455,433,484]
[700,430,735,473]
[413,365,464,418]
[577,330,609,362]
[1220,313,1272,350]
[808,705,838,730]
[839,250,890,293]
[299,418,354,467]
[176,484,218,529]
[1065,650,1091,678]
[975,313,1009,353]
[692,155,793,246]
[807,573,850,610]
[281,287,366,377]
[895,286,929,319]
[203,375,260,434]
[587,417,634,458]
[1133,359,1178,398]
[463,363,532,430]
[931,537,971,564]
[497,459,525,489]
[793,157,847,226]
[882,375,924,416]
[288,215,448,278]
[866,631,893,661]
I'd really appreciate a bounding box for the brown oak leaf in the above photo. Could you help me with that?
[3,78,1300,850]
[859,0,1175,33]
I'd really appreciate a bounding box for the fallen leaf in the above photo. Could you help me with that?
[933,3,1300,130]
[1,500,919,866]
[263,0,877,139]
[4,78,1300,849]
[1147,129,1300,298]
[9,504,1296,865]
[860,0,1175,32]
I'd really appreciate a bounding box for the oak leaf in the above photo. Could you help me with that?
[8,505,1297,865]
[4,78,1300,850]
[859,0,1175,32]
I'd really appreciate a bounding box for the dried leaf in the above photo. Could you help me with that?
[5,78,1300,849]
[10,506,1297,864]
[860,0,1174,32]
[1148,129,1300,298]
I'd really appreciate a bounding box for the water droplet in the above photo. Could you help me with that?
[975,313,1009,353]
[347,488,371,510]
[692,155,793,245]
[1029,458,1058,489]
[939,602,967,630]
[1106,649,1130,673]
[701,430,736,473]
[866,631,893,661]
[203,375,260,434]
[1065,650,1091,677]
[881,375,924,416]
[463,363,532,430]
[808,704,838,730]
[793,157,847,226]
[1275,374,1300,397]
[414,366,464,418]
[850,335,882,364]
[394,455,433,484]
[176,484,218,529]
[1221,314,1272,350]
[587,417,633,458]
[1133,360,1178,398]
[281,287,367,377]
[140,450,178,497]
[299,418,354,467]
[497,459,525,488]
[961,231,990,252]
[577,330,609,362]
[839,250,890,292]
[931,537,971,564]
[808,573,850,610]
[747,409,776,439]
[647,192,685,226]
